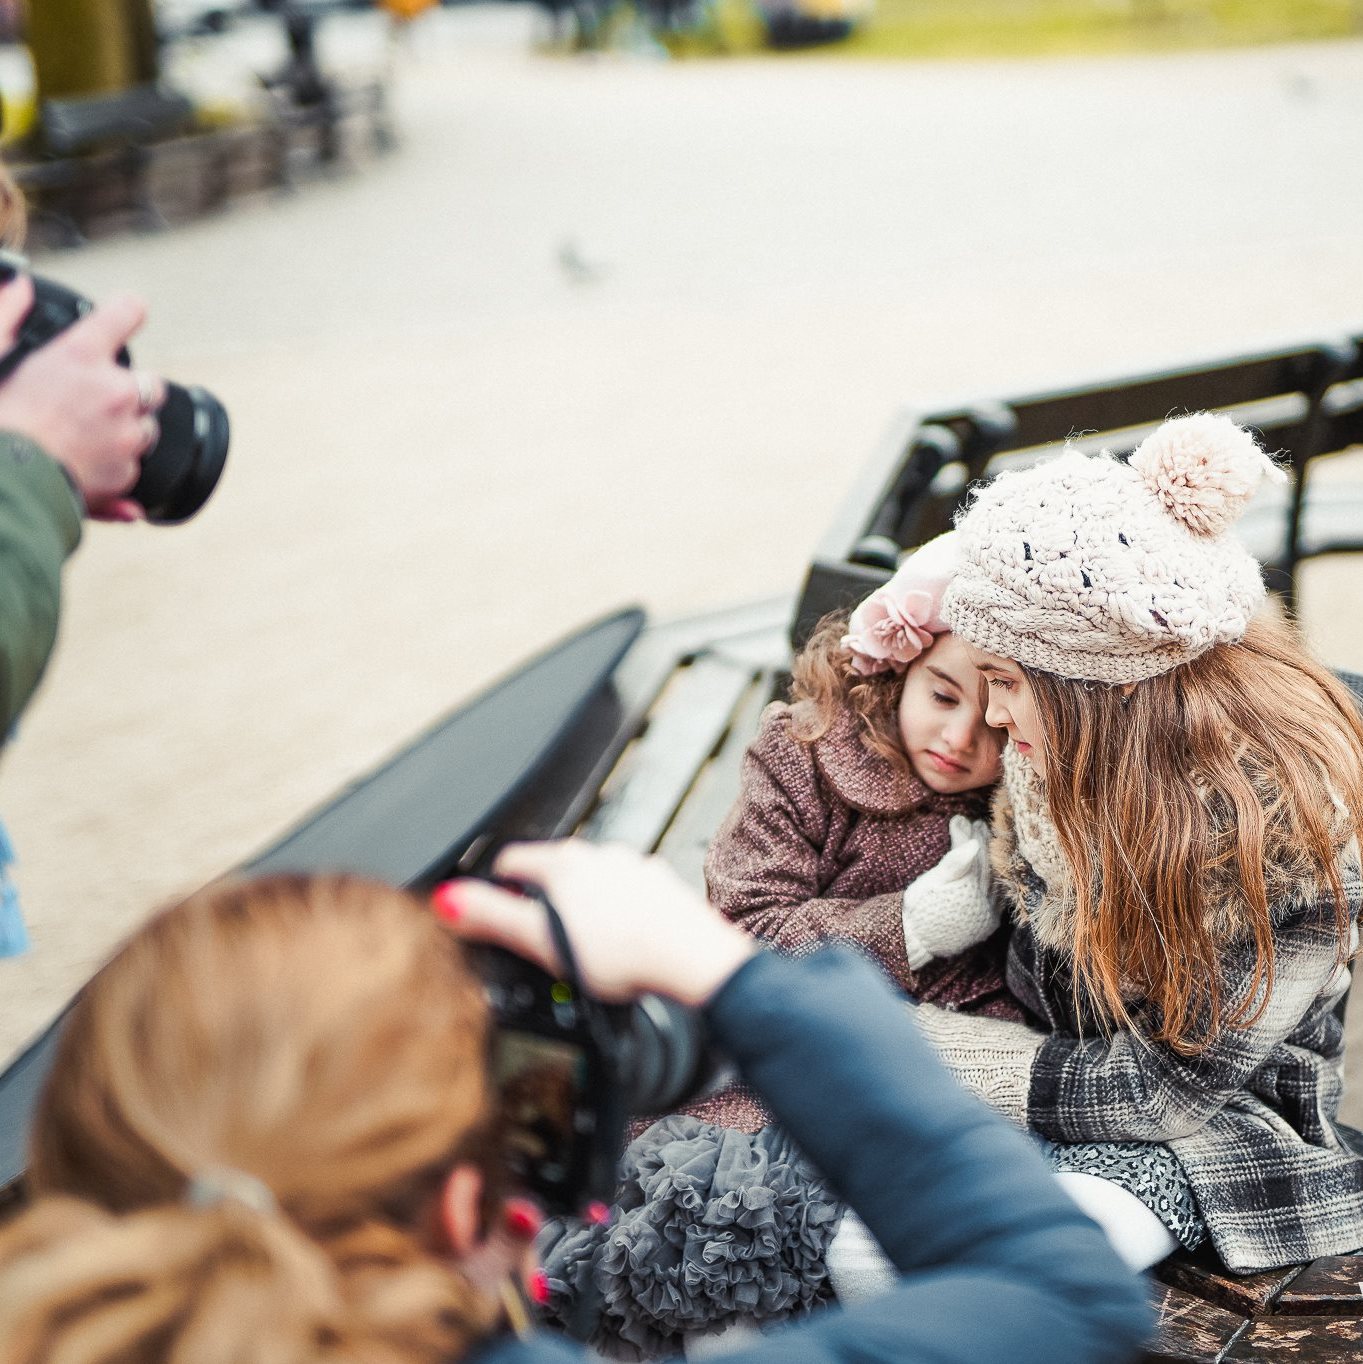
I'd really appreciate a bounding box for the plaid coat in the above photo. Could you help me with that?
[914,749,1363,1273]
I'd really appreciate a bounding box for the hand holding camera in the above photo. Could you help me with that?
[438,840,757,1008]
[434,842,757,1215]
[0,253,228,524]
[0,276,161,521]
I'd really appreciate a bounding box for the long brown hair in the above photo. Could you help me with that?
[0,875,501,1363]
[789,612,908,770]
[1031,614,1363,1055]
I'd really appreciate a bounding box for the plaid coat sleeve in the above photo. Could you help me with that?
[1025,899,1346,1143]
[914,893,1350,1143]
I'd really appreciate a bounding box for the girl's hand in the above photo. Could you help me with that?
[434,840,758,1007]
[901,815,1000,968]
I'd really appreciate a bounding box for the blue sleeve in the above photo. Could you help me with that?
[701,948,1149,1363]
[480,948,1150,1364]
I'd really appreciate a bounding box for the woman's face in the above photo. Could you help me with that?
[968,648,1046,778]
[896,633,1003,794]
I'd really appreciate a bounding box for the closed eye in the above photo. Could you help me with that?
[932,691,957,705]
[987,677,1015,692]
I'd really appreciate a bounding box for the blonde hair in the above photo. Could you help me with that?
[0,159,25,248]
[0,875,502,1363]
[1032,614,1363,1055]
[789,612,908,770]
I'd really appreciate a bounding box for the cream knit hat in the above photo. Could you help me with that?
[941,412,1286,685]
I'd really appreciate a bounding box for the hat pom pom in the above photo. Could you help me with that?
[1130,412,1285,538]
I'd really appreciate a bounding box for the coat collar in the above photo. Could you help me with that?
[803,701,984,819]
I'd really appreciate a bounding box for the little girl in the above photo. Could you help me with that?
[692,530,1022,1135]
[540,535,1025,1354]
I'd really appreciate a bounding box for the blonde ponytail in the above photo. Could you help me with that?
[0,875,504,1364]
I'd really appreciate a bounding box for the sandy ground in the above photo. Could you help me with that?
[2,8,1363,1109]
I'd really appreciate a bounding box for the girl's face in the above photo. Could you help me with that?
[897,633,1003,794]
[968,648,1046,778]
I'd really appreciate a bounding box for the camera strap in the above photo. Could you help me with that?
[539,893,620,1067]
[541,895,583,996]
[535,893,619,1344]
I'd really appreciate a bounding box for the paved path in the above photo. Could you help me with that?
[3,8,1363,1110]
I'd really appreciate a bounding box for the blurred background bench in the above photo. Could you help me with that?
[8,0,393,246]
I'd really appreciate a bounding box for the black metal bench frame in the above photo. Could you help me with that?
[796,331,1363,640]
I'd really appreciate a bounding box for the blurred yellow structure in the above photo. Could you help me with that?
[22,0,158,99]
[0,44,35,145]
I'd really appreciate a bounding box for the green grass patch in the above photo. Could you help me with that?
[651,0,1361,59]
[845,0,1356,59]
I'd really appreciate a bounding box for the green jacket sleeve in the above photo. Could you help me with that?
[0,434,81,738]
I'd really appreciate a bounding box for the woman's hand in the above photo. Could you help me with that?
[435,840,757,1007]
[0,279,164,522]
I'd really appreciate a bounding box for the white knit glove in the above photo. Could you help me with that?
[902,815,998,969]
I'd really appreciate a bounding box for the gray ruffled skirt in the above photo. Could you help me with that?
[538,1115,843,1359]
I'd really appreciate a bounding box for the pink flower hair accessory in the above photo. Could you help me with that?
[841,531,961,676]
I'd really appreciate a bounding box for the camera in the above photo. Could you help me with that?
[0,252,229,524]
[468,894,716,1217]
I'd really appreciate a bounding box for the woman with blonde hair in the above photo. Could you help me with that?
[829,411,1363,1289]
[0,844,1148,1364]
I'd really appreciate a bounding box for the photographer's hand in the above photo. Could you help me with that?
[436,841,757,1007]
[0,279,164,522]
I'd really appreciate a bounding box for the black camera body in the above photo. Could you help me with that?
[469,899,716,1217]
[0,252,229,524]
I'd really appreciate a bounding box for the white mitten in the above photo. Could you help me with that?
[902,815,998,969]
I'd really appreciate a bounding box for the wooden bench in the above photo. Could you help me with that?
[2,599,1363,1360]
[1148,1253,1363,1362]
[11,84,196,245]
[796,335,1363,638]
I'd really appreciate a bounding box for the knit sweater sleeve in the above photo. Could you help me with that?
[703,708,913,982]
[913,894,1349,1141]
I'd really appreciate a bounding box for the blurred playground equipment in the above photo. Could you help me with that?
[1,0,394,246]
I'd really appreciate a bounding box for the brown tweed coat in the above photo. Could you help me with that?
[681,700,1021,1133]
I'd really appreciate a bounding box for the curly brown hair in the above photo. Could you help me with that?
[788,611,909,773]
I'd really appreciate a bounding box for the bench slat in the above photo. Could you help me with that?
[1143,1282,1248,1364]
[1157,1259,1303,1318]
[1223,1314,1363,1360]
[1274,1257,1363,1316]
[580,654,756,852]
[656,670,776,888]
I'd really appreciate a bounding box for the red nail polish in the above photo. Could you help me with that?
[583,1200,611,1227]
[431,882,463,923]
[505,1199,543,1239]
[529,1269,550,1307]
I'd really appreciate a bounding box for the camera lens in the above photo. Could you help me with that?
[617,995,712,1114]
[131,382,230,524]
